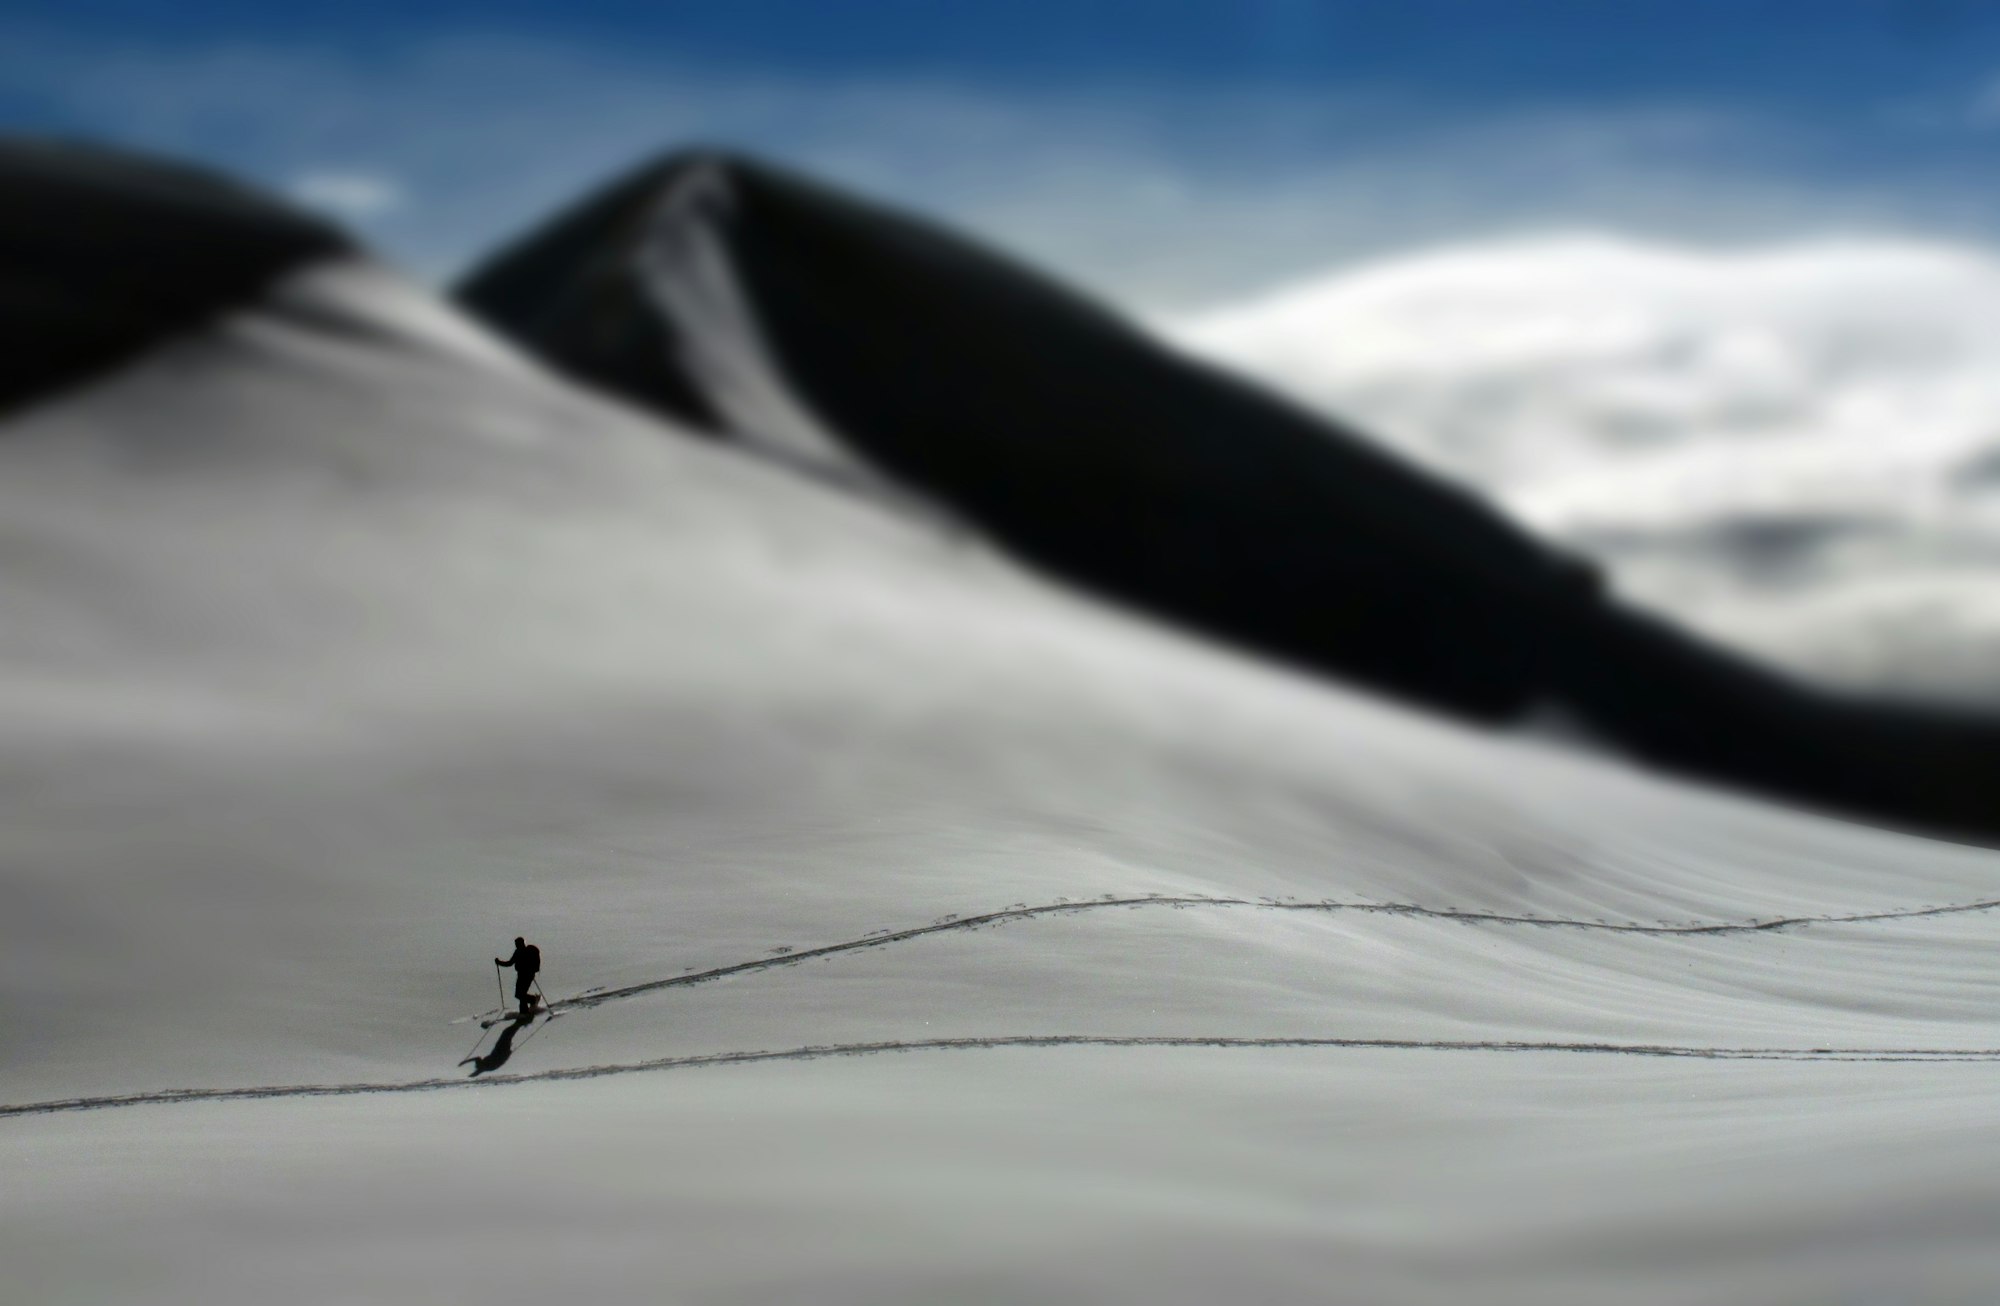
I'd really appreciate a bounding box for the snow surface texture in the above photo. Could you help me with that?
[9,258,2000,1303]
[1176,236,2000,705]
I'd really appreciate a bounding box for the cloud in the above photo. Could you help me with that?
[1173,234,2000,700]
[290,170,404,219]
[1176,233,2000,509]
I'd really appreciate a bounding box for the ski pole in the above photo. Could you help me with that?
[534,977,551,1013]
[495,960,506,1012]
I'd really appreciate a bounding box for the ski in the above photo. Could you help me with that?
[452,1008,511,1026]
[478,1004,562,1030]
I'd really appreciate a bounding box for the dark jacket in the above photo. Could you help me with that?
[498,944,541,977]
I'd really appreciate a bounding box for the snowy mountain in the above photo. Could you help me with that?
[1174,235,2000,704]
[458,152,2000,840]
[8,141,2000,1304]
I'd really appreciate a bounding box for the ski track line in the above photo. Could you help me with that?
[10,1035,2000,1119]
[535,892,2000,1017]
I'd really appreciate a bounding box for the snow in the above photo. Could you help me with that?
[7,257,2000,1302]
[19,1057,2000,1305]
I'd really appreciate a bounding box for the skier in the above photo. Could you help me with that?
[496,936,542,1015]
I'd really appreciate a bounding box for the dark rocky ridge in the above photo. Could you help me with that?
[462,151,1599,721]
[0,138,347,415]
[459,150,2000,842]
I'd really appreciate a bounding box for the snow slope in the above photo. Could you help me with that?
[1176,236,2000,704]
[8,247,2000,1302]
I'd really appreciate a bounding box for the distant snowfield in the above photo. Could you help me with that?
[1174,236,2000,704]
[7,259,2000,1303]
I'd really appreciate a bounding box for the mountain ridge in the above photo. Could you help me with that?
[458,147,2000,842]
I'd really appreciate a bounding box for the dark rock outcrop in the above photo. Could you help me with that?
[0,137,347,414]
[462,151,1599,721]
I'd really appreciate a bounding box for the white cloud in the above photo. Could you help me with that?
[290,169,405,219]
[1174,234,2000,490]
[1172,235,2000,701]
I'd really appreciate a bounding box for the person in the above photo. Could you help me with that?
[496,936,542,1015]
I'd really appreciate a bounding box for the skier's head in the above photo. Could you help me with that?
[514,936,525,948]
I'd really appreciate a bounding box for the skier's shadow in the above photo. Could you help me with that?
[460,1013,534,1078]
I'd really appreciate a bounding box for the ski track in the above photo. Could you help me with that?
[20,891,2000,1122]
[9,1035,2000,1119]
[535,891,2000,1017]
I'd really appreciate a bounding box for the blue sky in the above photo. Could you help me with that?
[9,1,2000,306]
